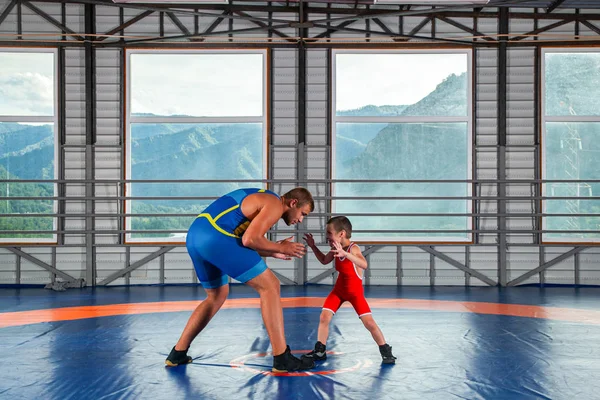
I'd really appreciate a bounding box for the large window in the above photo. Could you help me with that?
[542,49,600,242]
[332,50,472,242]
[125,50,267,243]
[0,49,57,242]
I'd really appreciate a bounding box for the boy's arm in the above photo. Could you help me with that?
[308,243,335,265]
[334,243,368,270]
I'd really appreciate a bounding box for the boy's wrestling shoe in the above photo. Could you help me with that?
[165,346,193,367]
[272,345,315,372]
[379,344,397,364]
[302,341,327,362]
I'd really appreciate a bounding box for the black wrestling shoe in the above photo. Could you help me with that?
[272,345,315,372]
[165,346,193,367]
[301,341,327,362]
[379,344,397,364]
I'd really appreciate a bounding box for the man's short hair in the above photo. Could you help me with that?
[283,187,315,212]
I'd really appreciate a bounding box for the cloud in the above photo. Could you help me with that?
[335,53,468,111]
[0,72,54,116]
[129,53,264,117]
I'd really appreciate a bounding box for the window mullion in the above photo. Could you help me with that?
[333,116,469,124]
[0,116,55,123]
[128,116,264,124]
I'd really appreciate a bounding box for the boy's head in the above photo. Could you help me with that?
[326,216,352,246]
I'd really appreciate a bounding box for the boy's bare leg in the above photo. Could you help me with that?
[246,268,286,356]
[317,310,334,344]
[175,284,230,351]
[360,315,386,346]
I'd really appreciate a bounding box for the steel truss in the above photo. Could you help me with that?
[1,0,600,47]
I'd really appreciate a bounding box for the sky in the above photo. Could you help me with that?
[335,53,468,111]
[0,52,55,117]
[0,51,468,118]
[130,53,264,117]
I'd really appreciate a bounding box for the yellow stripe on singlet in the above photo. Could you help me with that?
[197,204,241,238]
[214,204,239,222]
[196,190,268,238]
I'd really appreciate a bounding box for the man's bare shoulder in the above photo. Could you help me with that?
[244,192,283,213]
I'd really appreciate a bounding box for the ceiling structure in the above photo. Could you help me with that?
[0,0,598,47]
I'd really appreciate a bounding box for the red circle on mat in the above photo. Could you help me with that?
[229,349,373,377]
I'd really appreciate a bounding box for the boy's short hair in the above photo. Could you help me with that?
[283,187,315,212]
[327,216,352,238]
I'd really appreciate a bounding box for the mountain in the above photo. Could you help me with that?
[0,123,54,180]
[4,66,597,238]
[399,73,467,116]
[334,72,468,169]
[129,123,263,207]
[334,72,470,237]
[344,123,467,180]
[336,72,469,179]
[0,164,53,216]
[545,53,600,116]
[0,123,53,155]
[336,135,367,164]
[131,126,218,163]
[130,123,179,140]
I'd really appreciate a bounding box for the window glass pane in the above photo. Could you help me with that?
[335,122,470,240]
[0,122,54,239]
[544,122,600,239]
[545,52,600,117]
[0,52,55,116]
[335,53,468,117]
[129,123,264,240]
[130,53,264,118]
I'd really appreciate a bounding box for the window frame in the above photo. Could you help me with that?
[541,47,600,244]
[331,48,474,244]
[0,47,58,244]
[124,48,269,244]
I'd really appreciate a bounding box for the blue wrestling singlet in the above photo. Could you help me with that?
[186,188,280,288]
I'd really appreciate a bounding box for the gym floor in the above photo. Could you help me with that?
[1,285,599,399]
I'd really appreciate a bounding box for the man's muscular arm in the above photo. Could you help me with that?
[241,196,305,258]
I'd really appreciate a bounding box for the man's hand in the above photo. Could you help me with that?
[279,239,307,258]
[303,233,316,248]
[331,241,347,258]
[271,253,292,260]
[271,236,294,260]
[278,236,294,244]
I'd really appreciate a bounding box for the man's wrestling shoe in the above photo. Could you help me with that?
[165,346,193,367]
[272,345,315,372]
[301,341,327,362]
[379,344,397,364]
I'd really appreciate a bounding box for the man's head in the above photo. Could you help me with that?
[281,187,314,226]
[326,216,352,247]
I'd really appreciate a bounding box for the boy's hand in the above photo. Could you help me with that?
[331,241,347,258]
[303,233,316,248]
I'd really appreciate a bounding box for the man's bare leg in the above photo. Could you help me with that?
[174,284,230,351]
[245,268,286,356]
